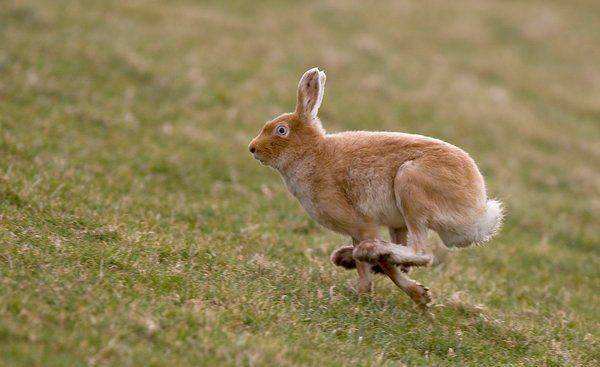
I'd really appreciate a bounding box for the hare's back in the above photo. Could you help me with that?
[325,132,423,226]
[324,131,481,227]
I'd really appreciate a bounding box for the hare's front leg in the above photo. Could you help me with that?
[356,261,373,294]
[329,241,374,294]
[353,238,373,294]
[378,258,431,307]
[353,240,432,307]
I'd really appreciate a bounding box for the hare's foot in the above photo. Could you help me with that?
[330,245,356,269]
[404,281,432,308]
[330,245,383,273]
[353,239,432,268]
[378,259,433,308]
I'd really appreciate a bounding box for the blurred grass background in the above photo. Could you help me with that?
[1,0,599,365]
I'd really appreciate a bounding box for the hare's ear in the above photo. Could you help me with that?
[295,67,326,121]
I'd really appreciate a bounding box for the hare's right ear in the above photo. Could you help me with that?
[295,67,326,121]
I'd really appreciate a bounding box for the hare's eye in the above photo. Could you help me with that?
[275,125,288,136]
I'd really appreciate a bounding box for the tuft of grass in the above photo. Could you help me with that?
[1,0,599,366]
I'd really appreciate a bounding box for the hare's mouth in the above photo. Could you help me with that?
[252,153,267,165]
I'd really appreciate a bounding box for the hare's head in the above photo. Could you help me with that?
[249,67,326,168]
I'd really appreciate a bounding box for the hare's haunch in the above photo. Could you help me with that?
[249,67,503,307]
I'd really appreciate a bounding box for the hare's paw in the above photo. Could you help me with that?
[353,240,433,268]
[330,245,356,269]
[387,246,433,268]
[331,244,384,274]
[352,240,390,263]
[407,282,432,309]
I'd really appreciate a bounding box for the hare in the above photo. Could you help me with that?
[249,67,503,306]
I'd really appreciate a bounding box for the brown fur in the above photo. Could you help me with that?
[330,245,384,274]
[352,239,432,268]
[249,68,503,306]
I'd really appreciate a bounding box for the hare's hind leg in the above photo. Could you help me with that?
[394,161,434,255]
[389,227,410,273]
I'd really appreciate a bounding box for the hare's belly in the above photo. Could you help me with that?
[350,177,405,227]
[292,192,350,233]
[282,172,404,231]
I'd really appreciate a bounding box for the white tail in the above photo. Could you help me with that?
[440,199,504,248]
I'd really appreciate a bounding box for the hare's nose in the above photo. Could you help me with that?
[249,146,256,154]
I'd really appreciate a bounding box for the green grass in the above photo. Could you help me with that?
[1,0,599,365]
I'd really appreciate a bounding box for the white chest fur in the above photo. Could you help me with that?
[281,167,321,221]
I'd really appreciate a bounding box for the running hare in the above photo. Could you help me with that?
[249,68,503,306]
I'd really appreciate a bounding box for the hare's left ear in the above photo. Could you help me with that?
[295,67,326,121]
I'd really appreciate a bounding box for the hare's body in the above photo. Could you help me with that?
[277,130,500,249]
[249,68,503,306]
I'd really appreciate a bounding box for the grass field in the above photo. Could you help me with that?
[1,0,599,365]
